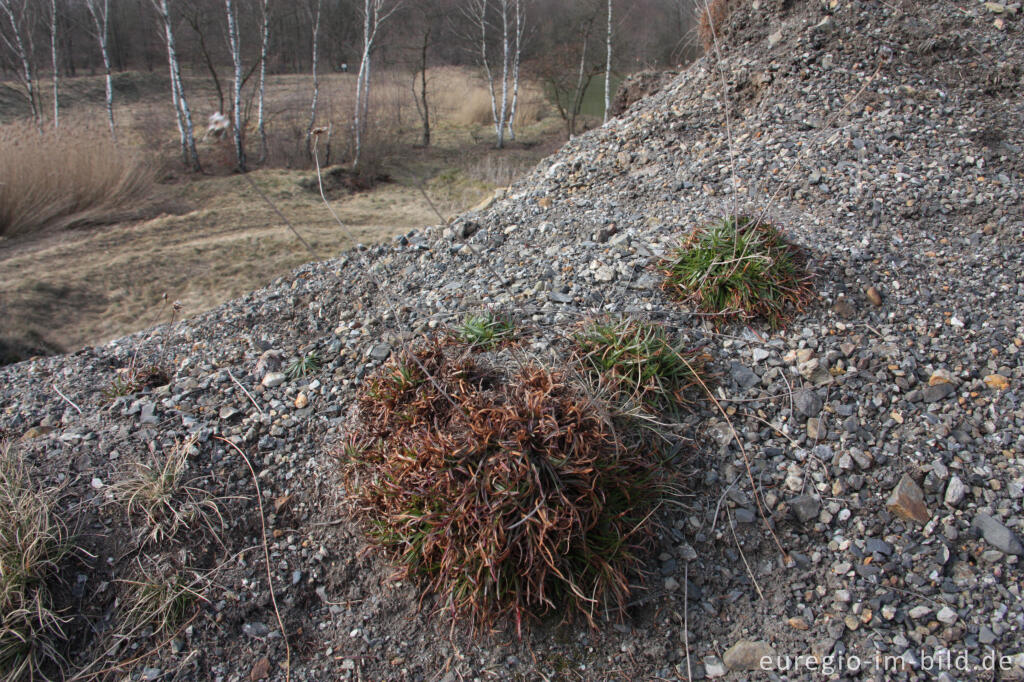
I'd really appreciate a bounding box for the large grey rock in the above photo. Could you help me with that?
[793,389,823,418]
[972,513,1024,555]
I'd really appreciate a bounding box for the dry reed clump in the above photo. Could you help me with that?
[0,442,71,680]
[0,121,154,238]
[341,338,667,633]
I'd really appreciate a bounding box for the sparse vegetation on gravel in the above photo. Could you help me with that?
[574,318,709,414]
[342,339,670,632]
[662,215,814,328]
[107,438,222,546]
[0,443,70,681]
[453,311,516,349]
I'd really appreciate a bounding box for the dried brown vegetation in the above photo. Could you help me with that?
[342,338,670,634]
[0,122,154,238]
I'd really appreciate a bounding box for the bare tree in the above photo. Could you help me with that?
[463,0,524,148]
[603,0,611,124]
[353,0,401,167]
[256,0,269,163]
[152,0,201,171]
[505,0,525,141]
[0,0,41,126]
[224,0,244,170]
[181,0,224,114]
[49,0,59,127]
[84,0,116,139]
[305,0,321,158]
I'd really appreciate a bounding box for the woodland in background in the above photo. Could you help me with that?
[0,0,700,172]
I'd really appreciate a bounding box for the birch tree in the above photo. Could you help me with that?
[353,0,401,168]
[505,0,525,141]
[256,0,270,163]
[224,0,245,171]
[0,0,41,127]
[84,0,116,139]
[464,0,524,149]
[305,0,321,158]
[49,0,59,128]
[152,0,201,172]
[603,0,611,124]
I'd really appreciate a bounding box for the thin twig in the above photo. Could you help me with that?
[727,508,765,601]
[683,561,692,682]
[52,384,82,415]
[241,171,319,260]
[227,369,265,418]
[217,437,291,682]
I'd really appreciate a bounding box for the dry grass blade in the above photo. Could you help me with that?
[117,563,205,642]
[0,442,71,681]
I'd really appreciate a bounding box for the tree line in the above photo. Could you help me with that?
[0,0,700,172]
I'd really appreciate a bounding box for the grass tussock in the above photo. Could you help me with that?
[107,438,223,545]
[574,318,710,414]
[663,215,814,329]
[0,443,70,680]
[0,121,154,238]
[118,564,202,640]
[342,339,667,633]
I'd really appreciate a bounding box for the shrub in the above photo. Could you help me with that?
[342,340,666,633]
[0,443,70,680]
[0,122,154,238]
[662,215,814,329]
[574,318,709,414]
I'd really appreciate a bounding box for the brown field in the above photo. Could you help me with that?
[0,67,566,363]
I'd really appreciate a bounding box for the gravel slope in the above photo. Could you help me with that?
[2,0,1023,679]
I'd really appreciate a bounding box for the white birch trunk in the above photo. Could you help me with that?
[354,0,399,168]
[0,0,41,126]
[225,0,245,171]
[154,0,200,171]
[496,0,508,149]
[306,0,321,157]
[471,0,500,146]
[85,0,116,140]
[506,0,523,141]
[50,0,58,128]
[353,0,371,167]
[257,0,269,163]
[604,0,612,124]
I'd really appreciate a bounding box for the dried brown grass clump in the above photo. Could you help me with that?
[0,122,154,238]
[0,443,70,680]
[342,340,666,633]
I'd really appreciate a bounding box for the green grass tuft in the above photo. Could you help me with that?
[286,350,321,379]
[662,215,814,329]
[574,318,709,414]
[453,312,515,350]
